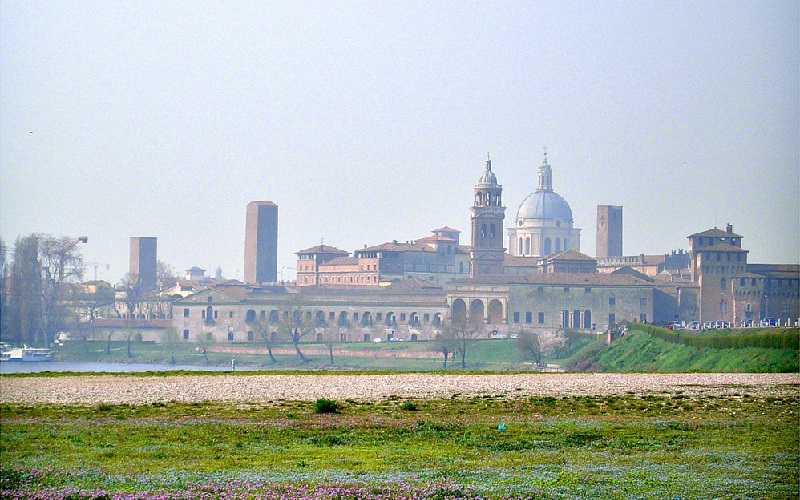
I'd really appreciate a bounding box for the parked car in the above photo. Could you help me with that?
[740,319,755,328]
[760,317,778,327]
[714,321,730,329]
[668,322,684,330]
[687,321,701,330]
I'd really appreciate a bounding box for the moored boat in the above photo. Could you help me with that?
[0,345,53,362]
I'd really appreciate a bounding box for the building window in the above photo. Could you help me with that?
[376,313,383,322]
[227,332,234,341]
[538,286,544,293]
[538,312,545,324]
[229,311,233,318]
[353,312,359,321]
[424,313,430,322]
[183,308,189,317]
[783,304,791,316]
[720,300,727,314]
[608,313,615,327]
[183,330,189,340]
[400,313,407,322]
[609,297,616,306]
[639,314,647,323]
[740,278,745,286]
[585,287,591,294]
[563,287,570,293]
[513,312,520,323]
[721,277,726,290]
[640,298,647,308]
[247,331,254,341]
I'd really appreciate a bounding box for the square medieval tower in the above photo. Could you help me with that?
[596,205,623,258]
[244,201,278,284]
[129,237,157,291]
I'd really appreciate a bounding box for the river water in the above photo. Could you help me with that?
[0,362,250,374]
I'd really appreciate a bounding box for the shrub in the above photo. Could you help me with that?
[314,398,339,414]
[400,401,418,411]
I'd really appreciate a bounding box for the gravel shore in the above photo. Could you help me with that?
[1,373,797,405]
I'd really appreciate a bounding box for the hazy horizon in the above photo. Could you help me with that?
[2,1,797,283]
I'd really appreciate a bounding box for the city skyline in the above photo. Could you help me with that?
[2,1,797,283]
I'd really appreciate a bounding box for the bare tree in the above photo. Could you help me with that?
[247,315,278,363]
[321,326,339,366]
[37,235,86,347]
[156,260,177,291]
[278,296,315,363]
[161,327,179,364]
[448,316,484,369]
[120,273,144,319]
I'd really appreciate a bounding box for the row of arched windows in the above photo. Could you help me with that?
[517,236,569,256]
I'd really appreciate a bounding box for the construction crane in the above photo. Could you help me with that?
[83,262,110,281]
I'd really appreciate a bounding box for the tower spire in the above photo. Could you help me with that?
[486,152,491,170]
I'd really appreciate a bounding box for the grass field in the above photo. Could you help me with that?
[1,375,798,499]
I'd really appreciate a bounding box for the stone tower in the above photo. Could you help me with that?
[470,154,506,277]
[129,237,157,291]
[244,201,278,284]
[596,205,623,258]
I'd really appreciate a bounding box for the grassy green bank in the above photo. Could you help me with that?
[2,387,798,499]
[567,327,799,373]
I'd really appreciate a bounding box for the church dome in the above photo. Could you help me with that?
[516,190,573,222]
[477,168,498,186]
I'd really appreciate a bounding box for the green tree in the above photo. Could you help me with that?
[434,329,456,368]
[5,236,41,344]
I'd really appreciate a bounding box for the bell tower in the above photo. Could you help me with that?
[470,153,506,277]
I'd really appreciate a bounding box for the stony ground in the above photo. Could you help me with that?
[1,372,797,404]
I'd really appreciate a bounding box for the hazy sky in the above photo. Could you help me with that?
[2,1,798,283]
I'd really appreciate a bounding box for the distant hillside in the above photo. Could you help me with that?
[565,326,798,373]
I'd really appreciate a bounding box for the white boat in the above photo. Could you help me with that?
[0,344,53,362]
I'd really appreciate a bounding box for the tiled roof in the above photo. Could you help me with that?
[503,254,543,267]
[296,244,349,255]
[545,249,596,261]
[318,256,359,266]
[688,227,743,238]
[416,235,457,243]
[747,264,800,279]
[432,226,461,233]
[358,241,434,253]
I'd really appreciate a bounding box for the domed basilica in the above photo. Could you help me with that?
[506,151,581,258]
